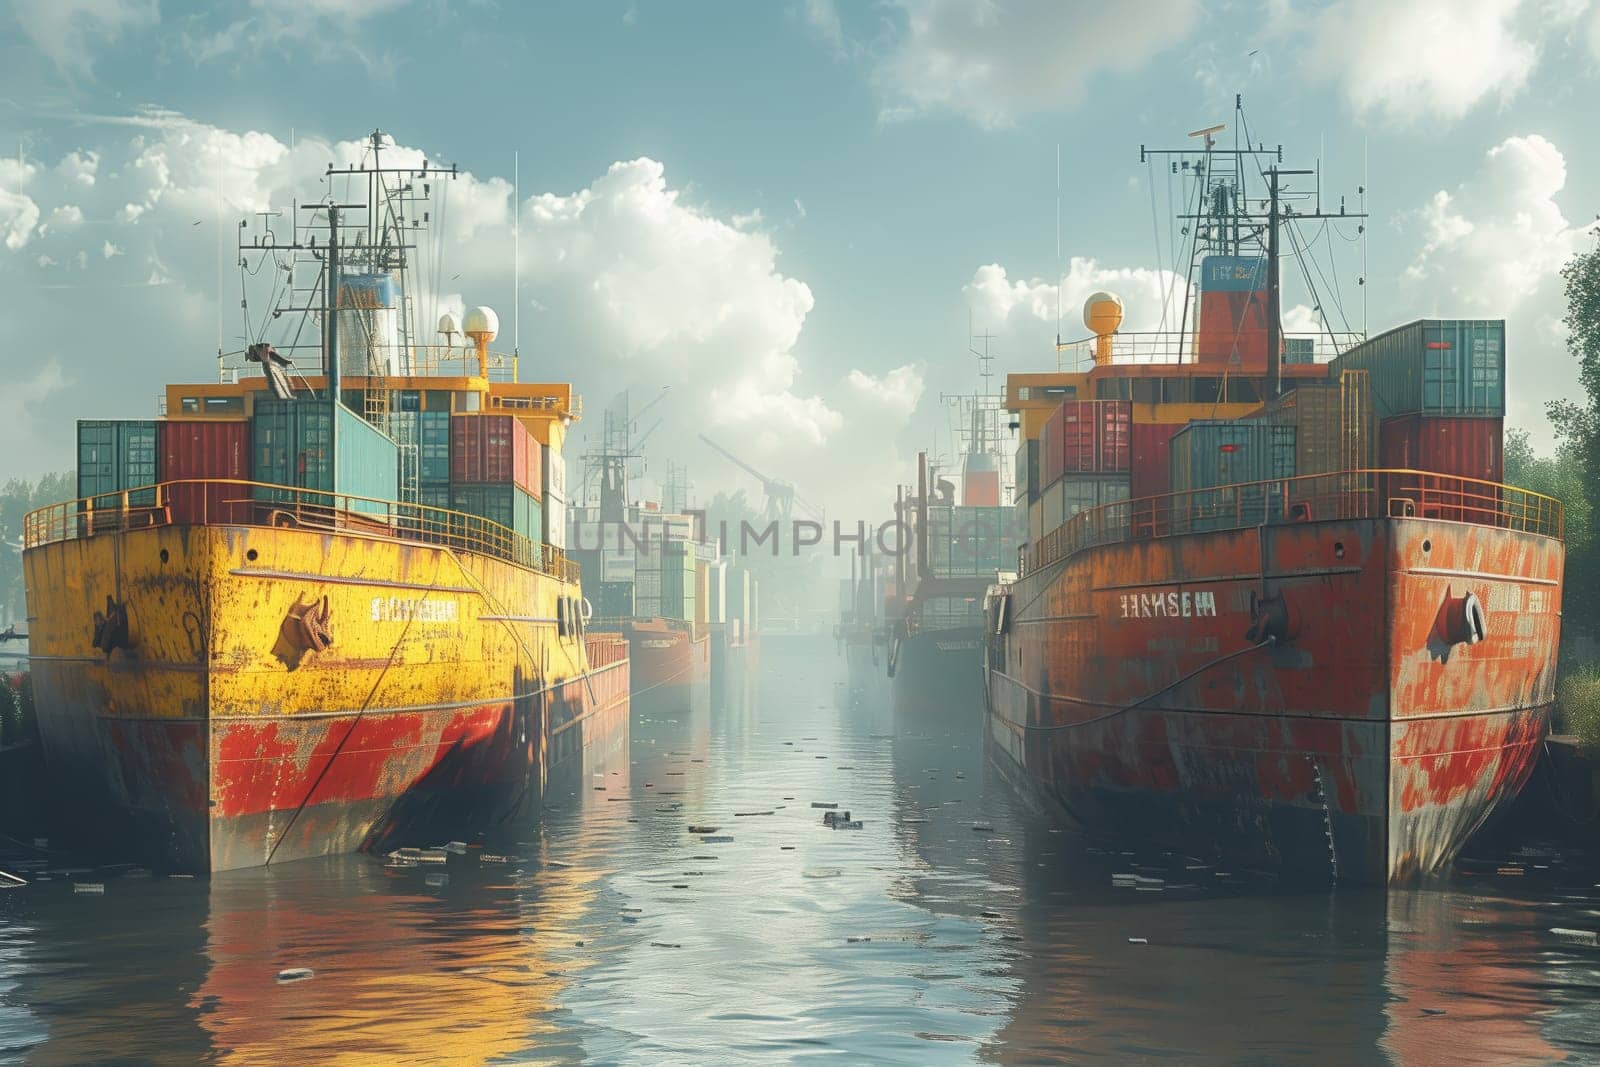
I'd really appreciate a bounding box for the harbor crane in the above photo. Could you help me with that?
[698,434,823,523]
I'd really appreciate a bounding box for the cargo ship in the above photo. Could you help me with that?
[567,406,736,713]
[20,133,630,872]
[984,116,1564,884]
[886,382,1021,716]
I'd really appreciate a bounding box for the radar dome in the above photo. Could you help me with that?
[437,312,459,337]
[1083,291,1123,336]
[464,306,499,343]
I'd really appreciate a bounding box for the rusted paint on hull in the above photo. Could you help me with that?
[986,516,1562,884]
[23,523,629,872]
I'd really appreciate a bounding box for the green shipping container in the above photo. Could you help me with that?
[449,483,541,543]
[656,548,696,622]
[1330,319,1505,418]
[593,581,635,619]
[1169,421,1296,494]
[386,410,452,486]
[419,485,452,510]
[252,398,398,516]
[77,419,159,509]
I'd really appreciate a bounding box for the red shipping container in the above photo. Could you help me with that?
[451,414,542,497]
[1131,422,1180,499]
[1379,415,1503,483]
[1055,400,1132,476]
[159,419,252,525]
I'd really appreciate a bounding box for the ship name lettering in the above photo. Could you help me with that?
[370,596,459,623]
[1119,589,1216,619]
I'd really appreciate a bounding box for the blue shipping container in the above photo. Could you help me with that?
[77,419,159,509]
[1330,319,1505,418]
[252,398,398,516]
[1169,420,1297,493]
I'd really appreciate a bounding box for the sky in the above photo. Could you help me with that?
[1,0,1598,521]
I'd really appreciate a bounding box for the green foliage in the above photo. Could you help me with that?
[1504,428,1592,553]
[1545,245,1600,641]
[0,472,75,623]
[1555,665,1600,753]
[0,671,36,749]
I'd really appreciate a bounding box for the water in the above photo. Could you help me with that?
[3,639,1600,1065]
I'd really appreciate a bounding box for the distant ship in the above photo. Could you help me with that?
[21,132,630,872]
[886,374,1021,716]
[984,112,1563,884]
[567,414,760,712]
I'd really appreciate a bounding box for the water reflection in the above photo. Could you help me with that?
[2,640,1599,1064]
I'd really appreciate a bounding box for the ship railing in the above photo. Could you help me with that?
[22,479,581,584]
[1054,331,1366,371]
[1023,469,1564,576]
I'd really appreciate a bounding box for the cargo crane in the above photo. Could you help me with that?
[698,434,823,523]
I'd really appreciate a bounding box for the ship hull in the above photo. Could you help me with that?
[23,523,629,873]
[614,618,710,714]
[985,516,1561,885]
[892,624,986,717]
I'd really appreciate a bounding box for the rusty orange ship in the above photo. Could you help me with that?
[984,117,1563,884]
[21,133,629,872]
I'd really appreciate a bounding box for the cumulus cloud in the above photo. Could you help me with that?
[1406,134,1594,311]
[522,158,838,451]
[1294,0,1570,125]
[964,258,1189,337]
[868,0,1200,127]
[0,115,922,516]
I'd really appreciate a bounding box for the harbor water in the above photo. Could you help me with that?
[3,639,1599,1065]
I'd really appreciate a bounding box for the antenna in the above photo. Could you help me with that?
[513,149,520,381]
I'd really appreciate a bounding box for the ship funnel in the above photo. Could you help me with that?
[1083,291,1123,366]
[464,305,498,378]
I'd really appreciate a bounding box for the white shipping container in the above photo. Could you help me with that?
[543,445,567,500]
[544,493,567,550]
[601,553,635,583]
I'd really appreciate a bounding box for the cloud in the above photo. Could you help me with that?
[5,0,158,77]
[869,0,1200,127]
[846,364,924,421]
[58,151,100,188]
[0,159,41,251]
[0,115,917,517]
[1406,134,1593,311]
[964,258,1189,337]
[1294,0,1570,125]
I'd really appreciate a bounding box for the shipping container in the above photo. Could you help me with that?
[1040,475,1132,535]
[450,414,541,496]
[1379,414,1504,484]
[542,444,567,500]
[449,483,542,543]
[1041,400,1131,483]
[593,581,634,620]
[923,505,1020,578]
[1252,374,1377,476]
[1014,440,1040,502]
[1131,422,1179,500]
[1169,420,1296,494]
[544,493,567,550]
[1330,319,1505,418]
[418,485,452,511]
[159,419,251,525]
[78,419,159,510]
[252,399,398,516]
[385,409,451,484]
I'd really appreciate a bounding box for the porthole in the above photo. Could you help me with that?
[1421,539,1432,554]
[159,549,170,564]
[1333,541,1345,560]
[246,549,259,562]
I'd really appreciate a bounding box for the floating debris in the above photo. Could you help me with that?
[650,941,681,949]
[971,824,996,833]
[822,810,852,825]
[1127,937,1149,945]
[425,873,449,888]
[734,811,774,817]
[846,936,872,943]
[73,883,105,895]
[700,835,735,844]
[831,820,864,830]
[811,802,839,809]
[1551,928,1600,947]
[687,825,720,834]
[276,968,314,984]
[803,868,842,879]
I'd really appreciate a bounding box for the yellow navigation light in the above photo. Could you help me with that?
[1082,291,1123,365]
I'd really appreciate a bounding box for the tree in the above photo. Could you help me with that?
[0,473,76,624]
[1547,244,1600,637]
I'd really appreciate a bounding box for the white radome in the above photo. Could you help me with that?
[464,306,499,343]
[437,312,459,337]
